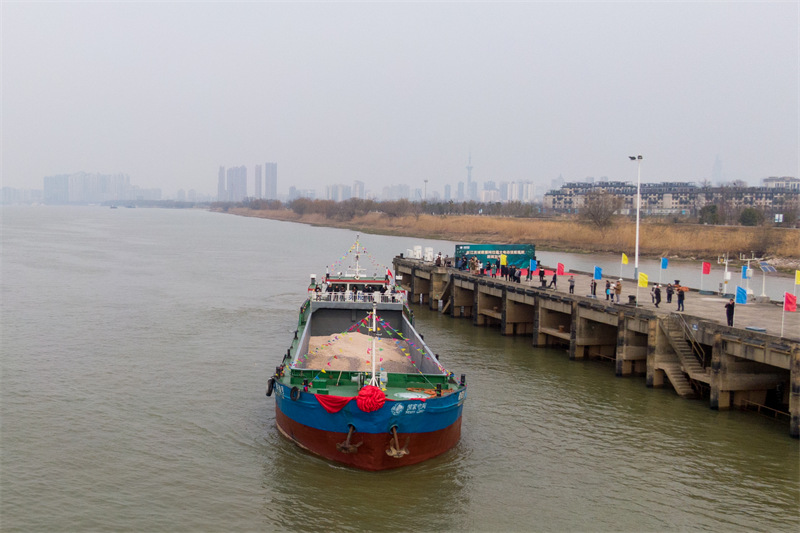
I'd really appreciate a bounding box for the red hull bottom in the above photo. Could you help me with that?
[275,409,462,471]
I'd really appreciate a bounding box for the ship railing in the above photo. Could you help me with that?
[309,292,405,304]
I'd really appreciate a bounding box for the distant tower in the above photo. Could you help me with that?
[712,155,723,183]
[265,162,278,200]
[217,166,226,201]
[466,152,473,192]
[255,164,263,199]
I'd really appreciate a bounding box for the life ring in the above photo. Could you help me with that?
[266,378,275,397]
[290,386,300,401]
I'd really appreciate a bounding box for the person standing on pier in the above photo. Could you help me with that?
[614,280,622,303]
[666,283,674,303]
[677,286,685,312]
[590,278,597,297]
[605,280,611,300]
[654,285,662,308]
[549,272,558,289]
[725,298,735,326]
[568,276,575,294]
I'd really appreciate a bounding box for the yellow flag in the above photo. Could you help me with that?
[796,270,800,285]
[638,272,648,288]
[622,253,629,265]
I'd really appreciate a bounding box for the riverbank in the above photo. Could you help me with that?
[222,207,800,271]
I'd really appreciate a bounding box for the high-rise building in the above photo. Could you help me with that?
[43,175,70,204]
[444,184,451,201]
[353,180,365,200]
[226,166,247,201]
[466,152,473,193]
[712,155,723,183]
[468,181,478,202]
[265,162,277,200]
[327,184,352,202]
[44,172,138,204]
[217,166,226,201]
[254,164,262,199]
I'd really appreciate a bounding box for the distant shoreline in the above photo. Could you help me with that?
[218,207,800,274]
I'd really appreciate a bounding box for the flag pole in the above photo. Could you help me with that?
[791,275,799,337]
[781,301,785,337]
[700,263,704,292]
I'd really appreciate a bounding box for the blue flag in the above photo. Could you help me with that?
[594,266,602,280]
[530,259,537,272]
[661,257,668,270]
[735,286,747,304]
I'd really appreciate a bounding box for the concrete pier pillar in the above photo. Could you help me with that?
[472,284,480,327]
[710,333,731,410]
[409,267,417,304]
[645,319,658,386]
[615,312,627,376]
[532,296,543,347]
[569,301,581,360]
[500,288,510,336]
[646,318,657,375]
[791,345,800,439]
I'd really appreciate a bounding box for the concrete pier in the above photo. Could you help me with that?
[393,256,800,438]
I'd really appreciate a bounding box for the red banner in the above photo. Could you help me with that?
[785,292,797,312]
[557,263,565,276]
[315,395,352,413]
[702,262,711,274]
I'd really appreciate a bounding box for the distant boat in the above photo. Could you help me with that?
[266,236,467,471]
[110,205,118,209]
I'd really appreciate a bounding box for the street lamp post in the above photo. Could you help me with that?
[629,155,643,302]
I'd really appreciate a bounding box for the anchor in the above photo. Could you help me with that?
[336,425,363,454]
[385,426,410,458]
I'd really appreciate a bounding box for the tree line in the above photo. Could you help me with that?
[213,192,797,229]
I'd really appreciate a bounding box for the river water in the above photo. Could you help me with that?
[1,206,798,532]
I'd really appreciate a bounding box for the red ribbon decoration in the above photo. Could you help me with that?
[356,385,386,412]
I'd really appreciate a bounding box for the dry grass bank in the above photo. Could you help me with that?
[227,208,800,266]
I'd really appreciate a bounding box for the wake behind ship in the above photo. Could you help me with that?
[266,237,467,471]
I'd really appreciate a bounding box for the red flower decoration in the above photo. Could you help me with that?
[356,385,385,413]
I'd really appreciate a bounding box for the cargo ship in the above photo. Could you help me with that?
[266,237,467,471]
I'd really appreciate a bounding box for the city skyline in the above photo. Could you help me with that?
[3,3,797,195]
[3,163,795,206]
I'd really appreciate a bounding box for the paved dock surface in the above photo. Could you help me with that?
[479,267,800,341]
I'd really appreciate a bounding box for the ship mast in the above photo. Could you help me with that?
[351,234,365,280]
[368,301,379,386]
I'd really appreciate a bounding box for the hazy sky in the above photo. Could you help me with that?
[2,1,798,197]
